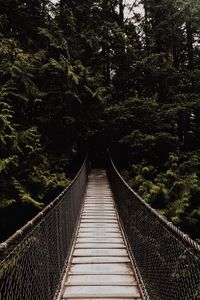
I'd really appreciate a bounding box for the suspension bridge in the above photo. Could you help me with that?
[0,154,200,300]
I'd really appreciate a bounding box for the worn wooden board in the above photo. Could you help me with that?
[84,199,113,202]
[77,232,122,238]
[71,256,130,264]
[82,211,114,214]
[85,197,113,200]
[65,298,141,300]
[83,207,114,211]
[78,228,120,233]
[75,243,126,249]
[79,221,119,232]
[63,285,140,298]
[73,248,128,257]
[65,274,136,286]
[82,211,116,215]
[69,263,133,275]
[80,223,118,227]
[85,198,113,200]
[81,216,117,219]
[85,199,113,201]
[84,203,113,208]
[83,216,117,219]
[80,220,117,224]
[76,237,124,243]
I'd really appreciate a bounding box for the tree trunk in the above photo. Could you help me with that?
[173,45,180,69]
[117,0,126,100]
[186,20,194,89]
[119,0,124,26]
[143,0,150,51]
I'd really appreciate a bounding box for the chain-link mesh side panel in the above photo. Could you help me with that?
[0,157,89,300]
[107,157,200,300]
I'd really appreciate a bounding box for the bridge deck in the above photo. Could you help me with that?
[60,169,142,299]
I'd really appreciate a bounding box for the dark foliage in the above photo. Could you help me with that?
[0,0,199,241]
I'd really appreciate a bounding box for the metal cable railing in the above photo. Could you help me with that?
[107,155,200,300]
[0,155,90,300]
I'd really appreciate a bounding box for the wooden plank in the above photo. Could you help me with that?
[82,210,115,213]
[82,209,115,212]
[76,237,124,243]
[83,208,114,210]
[77,232,122,238]
[85,192,112,194]
[85,196,113,198]
[79,226,119,230]
[84,202,113,207]
[82,210,117,216]
[79,223,118,228]
[65,274,136,286]
[63,285,140,298]
[81,217,117,221]
[85,193,112,195]
[81,216,117,220]
[84,204,114,207]
[69,263,133,275]
[85,199,113,201]
[85,197,113,199]
[79,223,118,227]
[82,210,114,213]
[84,199,113,201]
[81,220,117,223]
[83,209,114,211]
[82,214,116,217]
[81,217,116,219]
[84,200,114,203]
[81,216,116,219]
[85,201,113,203]
[78,228,120,233]
[73,248,128,257]
[71,256,130,264]
[83,208,114,211]
[84,204,113,206]
[66,298,141,300]
[75,243,126,249]
[86,192,112,197]
[79,228,119,232]
[85,194,112,195]
[80,220,118,224]
[83,208,114,212]
[85,200,113,201]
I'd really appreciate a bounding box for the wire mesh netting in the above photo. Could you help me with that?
[107,156,200,300]
[0,157,89,300]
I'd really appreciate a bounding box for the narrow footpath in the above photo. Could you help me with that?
[60,169,143,299]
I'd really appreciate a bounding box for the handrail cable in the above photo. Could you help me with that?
[107,153,200,300]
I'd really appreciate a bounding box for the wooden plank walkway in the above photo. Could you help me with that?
[59,169,143,300]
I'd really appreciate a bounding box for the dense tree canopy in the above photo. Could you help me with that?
[0,0,199,241]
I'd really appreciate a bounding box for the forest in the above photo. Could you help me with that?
[0,0,200,242]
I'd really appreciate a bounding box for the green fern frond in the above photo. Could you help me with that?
[12,178,44,209]
[0,156,18,173]
[0,199,16,208]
